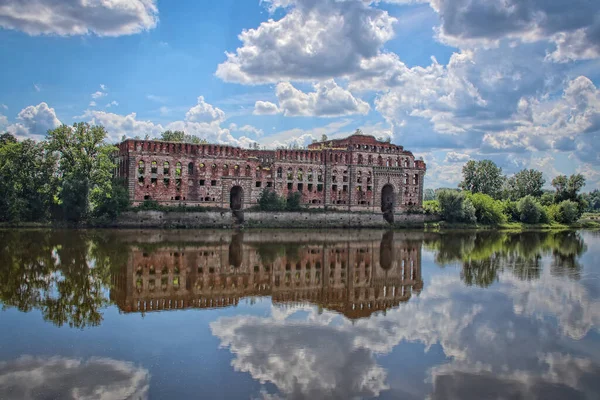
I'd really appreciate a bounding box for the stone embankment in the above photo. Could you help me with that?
[116,210,440,229]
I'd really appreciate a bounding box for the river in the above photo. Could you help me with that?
[0,229,598,399]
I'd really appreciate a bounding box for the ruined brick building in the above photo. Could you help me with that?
[111,231,423,319]
[117,131,426,212]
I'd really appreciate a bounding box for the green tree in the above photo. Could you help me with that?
[286,192,303,211]
[582,190,600,211]
[257,189,286,211]
[552,174,586,202]
[0,137,58,222]
[160,130,208,144]
[459,160,505,199]
[467,193,506,224]
[504,169,545,200]
[47,123,117,222]
[517,195,543,224]
[437,190,476,223]
[556,200,580,224]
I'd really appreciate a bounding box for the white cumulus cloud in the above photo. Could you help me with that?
[0,0,158,37]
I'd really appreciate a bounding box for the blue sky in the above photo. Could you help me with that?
[1,0,599,189]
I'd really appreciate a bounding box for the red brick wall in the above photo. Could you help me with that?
[118,133,426,211]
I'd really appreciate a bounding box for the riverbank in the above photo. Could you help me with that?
[2,210,599,230]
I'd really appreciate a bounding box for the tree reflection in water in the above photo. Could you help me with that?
[0,229,589,327]
[424,231,587,287]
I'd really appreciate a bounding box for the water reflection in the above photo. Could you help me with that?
[0,229,598,399]
[115,230,423,319]
[0,356,149,400]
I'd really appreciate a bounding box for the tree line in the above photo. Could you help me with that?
[0,125,228,223]
[423,159,599,225]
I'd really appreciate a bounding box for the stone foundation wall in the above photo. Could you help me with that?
[116,210,440,229]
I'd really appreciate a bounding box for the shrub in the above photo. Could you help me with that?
[285,192,303,211]
[517,195,543,224]
[540,192,554,206]
[437,190,467,222]
[258,189,286,211]
[462,198,477,223]
[468,193,507,224]
[556,200,580,224]
[502,200,520,222]
[423,200,440,214]
[546,204,560,222]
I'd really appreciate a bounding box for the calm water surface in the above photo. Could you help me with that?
[0,229,599,399]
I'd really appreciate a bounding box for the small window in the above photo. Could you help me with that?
[267,181,273,188]
[298,183,303,191]
[317,184,323,192]
[343,185,348,192]
[138,176,144,185]
[199,179,205,186]
[211,180,217,186]
[256,181,262,188]
[188,162,194,175]
[144,195,150,200]
[277,167,283,178]
[308,183,313,192]
[332,184,338,191]
[151,177,157,186]
[151,161,157,174]
[164,178,170,186]
[287,182,293,190]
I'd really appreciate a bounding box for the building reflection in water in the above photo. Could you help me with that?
[111,231,424,319]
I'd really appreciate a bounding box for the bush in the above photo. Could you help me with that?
[437,190,476,223]
[540,192,554,206]
[462,198,477,223]
[546,204,560,222]
[423,200,440,214]
[257,189,286,211]
[468,193,506,224]
[437,190,466,222]
[502,200,520,222]
[517,195,543,224]
[286,192,303,211]
[556,200,580,224]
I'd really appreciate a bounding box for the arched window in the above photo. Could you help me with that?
[413,174,419,185]
[199,163,206,173]
[211,163,217,170]
[277,167,283,178]
[357,171,362,183]
[297,168,303,180]
[188,162,194,175]
[368,155,373,164]
[404,158,409,167]
[335,154,339,163]
[223,164,229,176]
[138,160,145,175]
[307,169,313,181]
[378,156,383,166]
[245,165,251,177]
[358,154,363,164]
[317,169,323,182]
[151,161,157,174]
[234,165,240,176]
[287,168,293,180]
[163,161,170,175]
[175,162,182,176]
[404,173,409,185]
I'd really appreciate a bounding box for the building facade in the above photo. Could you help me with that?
[117,132,426,212]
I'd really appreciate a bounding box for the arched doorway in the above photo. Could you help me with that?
[381,184,395,213]
[380,231,394,271]
[229,231,243,268]
[230,186,243,210]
